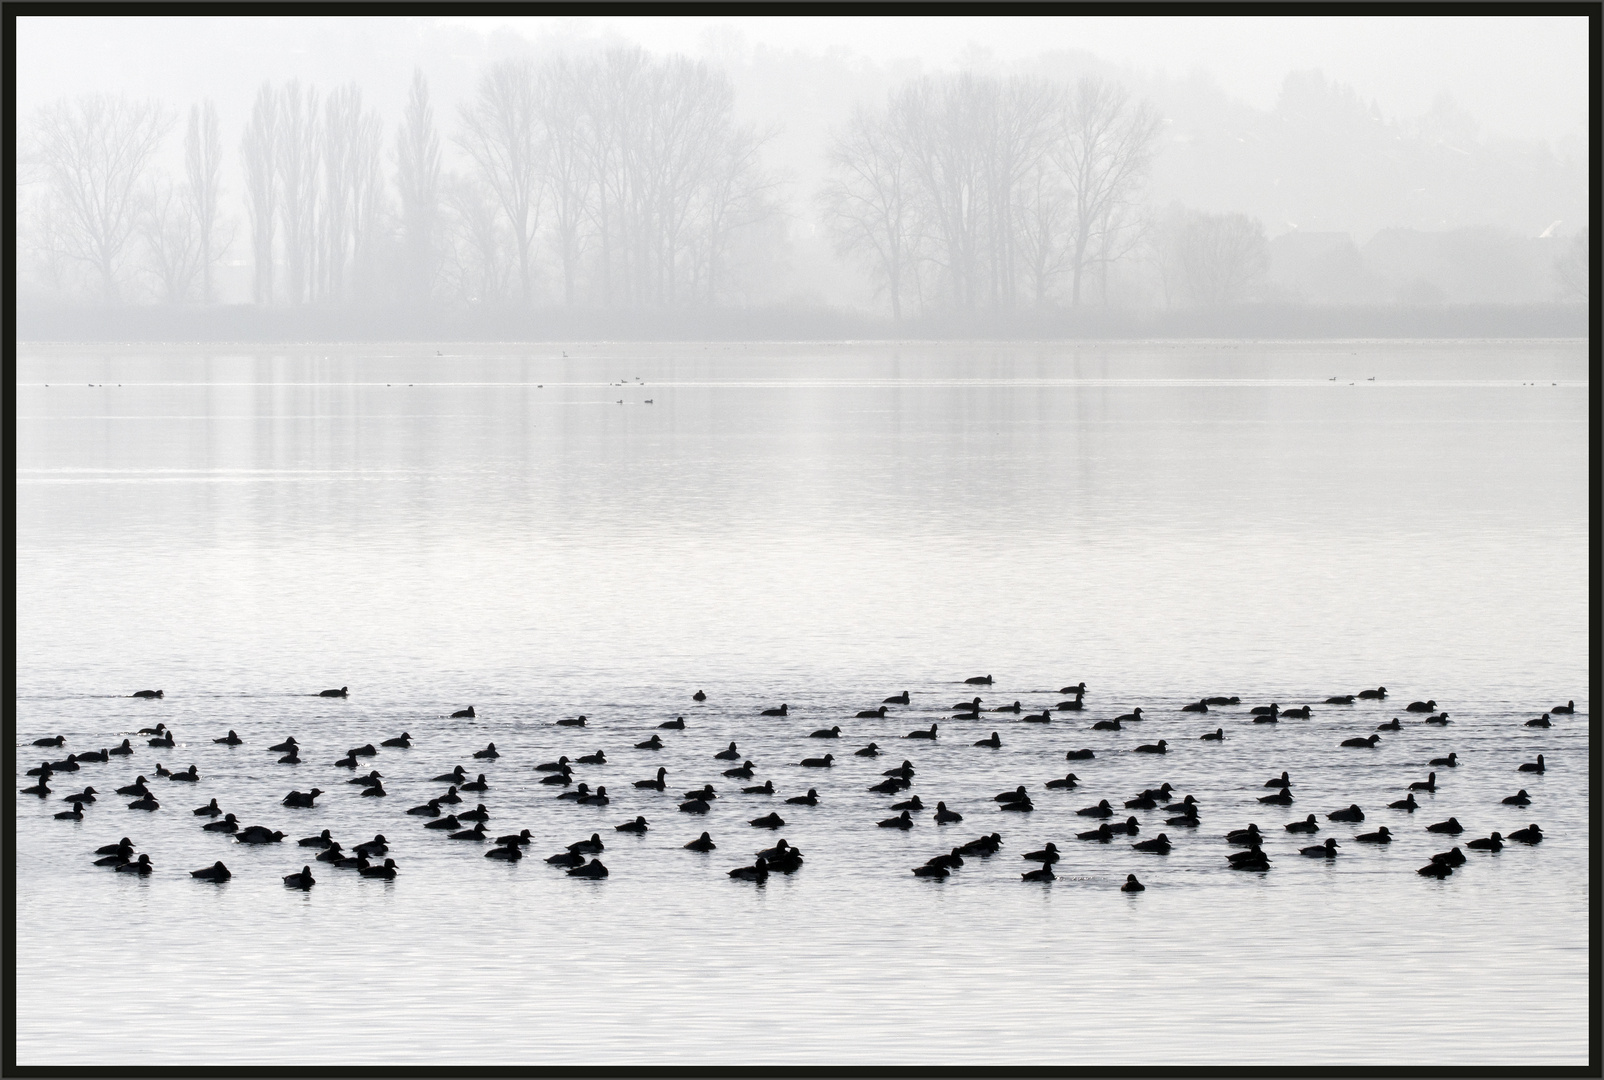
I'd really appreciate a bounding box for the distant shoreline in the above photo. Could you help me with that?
[17,302,1587,344]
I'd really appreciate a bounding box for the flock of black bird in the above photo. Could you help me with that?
[21,679,1569,892]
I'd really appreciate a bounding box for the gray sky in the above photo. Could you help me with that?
[16,14,1590,145]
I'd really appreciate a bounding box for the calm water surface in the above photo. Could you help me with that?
[14,341,1589,1065]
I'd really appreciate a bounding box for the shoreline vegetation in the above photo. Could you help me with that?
[17,302,1587,344]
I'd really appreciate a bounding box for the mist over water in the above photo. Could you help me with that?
[14,340,1588,1066]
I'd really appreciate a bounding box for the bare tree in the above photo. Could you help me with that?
[318,84,384,303]
[538,59,590,306]
[1058,77,1162,307]
[440,174,512,304]
[276,81,320,305]
[821,105,920,320]
[458,58,544,303]
[29,94,173,302]
[184,100,227,303]
[395,69,443,306]
[139,177,201,303]
[1160,205,1269,305]
[241,83,278,304]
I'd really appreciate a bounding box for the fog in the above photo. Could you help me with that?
[13,15,1590,338]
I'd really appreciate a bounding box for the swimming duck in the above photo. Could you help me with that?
[1285,814,1319,833]
[567,858,609,879]
[360,858,399,879]
[578,787,609,806]
[332,752,360,769]
[381,732,412,748]
[283,866,315,889]
[535,756,571,773]
[636,767,669,791]
[1354,826,1392,843]
[1045,773,1079,790]
[1250,703,1279,717]
[1430,847,1466,867]
[951,697,982,712]
[1000,797,1035,813]
[214,731,243,746]
[472,743,499,759]
[1405,699,1437,713]
[1077,824,1114,843]
[1092,719,1121,731]
[854,708,886,720]
[693,690,707,702]
[235,827,284,845]
[1301,838,1340,858]
[679,798,711,815]
[884,761,916,779]
[127,794,159,811]
[715,743,741,761]
[659,717,686,730]
[556,715,587,727]
[974,732,1002,748]
[424,814,462,831]
[1061,683,1088,696]
[153,763,171,777]
[485,845,522,862]
[407,799,442,818]
[496,829,534,847]
[315,842,347,863]
[1166,806,1201,827]
[892,794,925,812]
[460,773,490,792]
[1426,817,1463,835]
[576,750,606,766]
[1132,834,1171,854]
[1202,695,1240,706]
[33,735,66,747]
[115,853,153,875]
[1502,789,1531,806]
[1077,799,1114,818]
[1358,687,1387,700]
[1526,715,1551,728]
[202,813,239,833]
[933,802,963,824]
[1021,864,1056,882]
[1325,694,1357,705]
[615,817,649,834]
[191,861,231,882]
[635,734,664,750]
[1466,833,1503,851]
[1430,752,1459,768]
[729,857,769,882]
[993,701,1022,714]
[268,737,297,753]
[1423,713,1451,726]
[1376,718,1402,731]
[277,749,300,765]
[54,804,84,821]
[281,789,323,808]
[1181,700,1209,713]
[451,706,476,719]
[1200,728,1224,741]
[684,832,716,851]
[751,812,786,830]
[785,788,818,805]
[913,864,950,879]
[1282,706,1313,719]
[800,754,835,768]
[557,783,592,803]
[1226,824,1263,845]
[78,748,110,763]
[1327,804,1365,823]
[64,786,98,805]
[148,731,175,748]
[956,833,1003,857]
[95,838,134,857]
[1518,755,1545,773]
[458,803,491,822]
[1264,772,1292,789]
[449,822,487,841]
[1408,772,1437,792]
[1065,748,1095,760]
[94,848,134,867]
[298,829,334,849]
[965,675,993,686]
[1417,862,1452,879]
[995,786,1030,804]
[1258,789,1294,806]
[1342,734,1381,748]
[683,784,717,801]
[1228,849,1272,872]
[724,761,756,779]
[115,777,150,797]
[319,687,349,698]
[761,704,788,717]
[877,810,913,830]
[1389,793,1419,812]
[1506,824,1542,844]
[1121,874,1146,892]
[1135,740,1167,754]
[1126,793,1159,810]
[905,724,938,740]
[1020,843,1061,866]
[884,691,910,705]
[348,770,384,788]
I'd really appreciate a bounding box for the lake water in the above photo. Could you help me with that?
[14,340,1590,1066]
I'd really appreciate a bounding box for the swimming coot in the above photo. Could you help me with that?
[615,817,649,834]
[1121,874,1145,892]
[214,731,243,746]
[1425,817,1463,834]
[1501,789,1531,806]
[191,861,231,882]
[1506,824,1543,844]
[1405,699,1437,713]
[1300,838,1340,859]
[760,704,788,717]
[568,859,609,879]
[934,802,963,824]
[785,788,819,806]
[1518,755,1545,774]
[381,732,412,748]
[1466,833,1503,851]
[876,810,912,831]
[800,754,835,768]
[283,866,315,889]
[855,743,881,757]
[884,691,910,705]
[974,732,1002,748]
[1354,826,1392,844]
[1357,687,1387,700]
[1327,805,1364,823]
[1044,773,1079,790]
[451,706,476,719]
[1285,814,1319,834]
[715,742,741,761]
[319,687,348,698]
[659,717,686,730]
[1200,728,1224,741]
[684,832,716,852]
[1341,734,1381,748]
[905,724,938,740]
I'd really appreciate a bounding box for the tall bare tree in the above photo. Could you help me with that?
[1058,77,1162,307]
[184,100,226,304]
[1159,205,1268,305]
[395,69,443,306]
[139,176,201,303]
[241,83,278,304]
[821,105,920,320]
[29,94,173,302]
[458,58,544,303]
[276,81,321,305]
